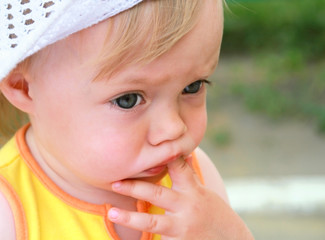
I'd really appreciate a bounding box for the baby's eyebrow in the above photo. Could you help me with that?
[120,77,149,85]
[106,74,151,85]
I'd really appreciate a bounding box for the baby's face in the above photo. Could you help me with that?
[27,0,223,190]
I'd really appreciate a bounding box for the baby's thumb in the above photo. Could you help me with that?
[167,156,195,190]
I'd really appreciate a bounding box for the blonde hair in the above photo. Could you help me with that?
[95,0,203,80]
[0,0,219,142]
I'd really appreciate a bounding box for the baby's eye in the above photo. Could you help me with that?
[111,93,143,109]
[182,80,209,94]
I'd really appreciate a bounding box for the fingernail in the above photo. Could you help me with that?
[112,181,122,190]
[108,208,119,220]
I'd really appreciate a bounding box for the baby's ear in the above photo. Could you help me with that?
[0,70,33,114]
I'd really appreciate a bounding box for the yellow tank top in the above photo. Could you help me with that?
[0,125,204,240]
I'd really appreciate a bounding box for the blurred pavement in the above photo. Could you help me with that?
[201,102,325,240]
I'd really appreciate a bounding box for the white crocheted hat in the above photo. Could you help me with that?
[0,0,144,81]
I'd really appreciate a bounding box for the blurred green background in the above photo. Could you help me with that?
[215,0,325,132]
[201,0,325,239]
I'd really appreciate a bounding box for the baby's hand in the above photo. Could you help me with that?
[108,158,254,240]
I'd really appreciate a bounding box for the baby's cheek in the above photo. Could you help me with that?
[192,109,207,141]
[89,132,140,167]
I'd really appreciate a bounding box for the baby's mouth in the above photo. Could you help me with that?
[143,165,167,175]
[142,154,183,175]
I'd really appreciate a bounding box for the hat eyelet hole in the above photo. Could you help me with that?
[9,33,17,39]
[24,19,35,25]
[23,8,32,15]
[45,12,52,18]
[43,1,55,9]
[20,0,30,5]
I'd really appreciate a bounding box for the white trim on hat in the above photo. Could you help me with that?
[0,0,143,81]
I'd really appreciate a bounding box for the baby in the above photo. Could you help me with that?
[0,0,253,239]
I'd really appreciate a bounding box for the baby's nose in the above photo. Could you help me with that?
[147,108,187,146]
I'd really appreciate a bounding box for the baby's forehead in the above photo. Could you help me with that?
[34,0,220,81]
[87,1,207,81]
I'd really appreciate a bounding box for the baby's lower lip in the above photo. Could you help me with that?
[143,165,166,175]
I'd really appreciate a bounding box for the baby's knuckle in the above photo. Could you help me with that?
[123,212,131,224]
[194,184,206,195]
[127,181,136,194]
[153,186,164,200]
[179,160,188,172]
[147,215,159,232]
[187,198,202,213]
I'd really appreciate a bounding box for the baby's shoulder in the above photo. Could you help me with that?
[0,190,16,240]
[194,147,229,203]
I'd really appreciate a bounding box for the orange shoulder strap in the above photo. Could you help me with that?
[191,151,205,185]
[0,175,28,240]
